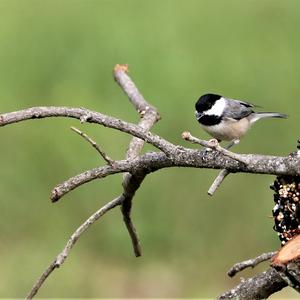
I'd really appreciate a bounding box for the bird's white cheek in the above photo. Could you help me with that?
[205,97,226,117]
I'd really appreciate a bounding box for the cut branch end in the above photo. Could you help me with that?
[114,64,129,74]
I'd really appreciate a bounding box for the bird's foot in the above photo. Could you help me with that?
[225,139,240,150]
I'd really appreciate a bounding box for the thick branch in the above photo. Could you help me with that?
[218,267,287,299]
[50,148,300,202]
[2,106,300,174]
[2,106,299,176]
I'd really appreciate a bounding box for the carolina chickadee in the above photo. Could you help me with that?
[195,93,287,148]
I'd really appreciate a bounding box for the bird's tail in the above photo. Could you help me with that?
[250,112,288,124]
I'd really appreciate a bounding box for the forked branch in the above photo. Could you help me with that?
[114,64,160,257]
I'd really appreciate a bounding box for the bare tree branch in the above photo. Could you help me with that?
[113,64,160,122]
[217,190,300,298]
[0,106,174,154]
[2,106,300,176]
[49,147,300,203]
[2,105,298,203]
[228,251,277,277]
[26,259,57,300]
[114,64,160,257]
[50,162,125,202]
[120,173,145,257]
[218,267,287,299]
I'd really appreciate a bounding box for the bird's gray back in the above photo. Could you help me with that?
[223,98,254,120]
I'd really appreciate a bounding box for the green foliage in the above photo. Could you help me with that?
[0,0,299,297]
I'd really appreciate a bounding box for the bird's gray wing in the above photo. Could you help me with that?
[222,98,254,120]
[228,97,261,107]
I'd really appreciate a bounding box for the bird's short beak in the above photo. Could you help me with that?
[195,111,202,120]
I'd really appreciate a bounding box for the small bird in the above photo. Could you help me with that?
[195,93,287,149]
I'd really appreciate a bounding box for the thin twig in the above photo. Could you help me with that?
[207,169,230,196]
[70,126,114,165]
[26,195,123,299]
[26,259,57,300]
[182,131,248,164]
[228,251,277,277]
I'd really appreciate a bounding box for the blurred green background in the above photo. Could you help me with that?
[0,0,299,298]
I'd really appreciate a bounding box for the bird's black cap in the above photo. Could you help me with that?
[195,93,221,112]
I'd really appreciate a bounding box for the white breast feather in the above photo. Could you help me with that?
[200,118,251,141]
